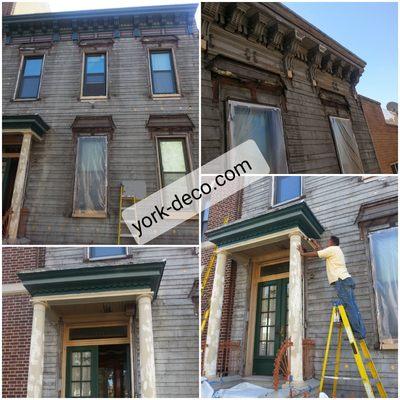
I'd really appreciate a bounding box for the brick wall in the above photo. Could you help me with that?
[360,96,398,173]
[201,191,242,374]
[2,247,45,398]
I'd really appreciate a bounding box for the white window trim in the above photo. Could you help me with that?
[86,247,128,261]
[147,47,181,99]
[80,50,109,100]
[271,176,303,207]
[72,135,108,218]
[13,53,45,101]
[227,100,288,173]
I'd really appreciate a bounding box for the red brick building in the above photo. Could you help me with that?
[360,96,398,174]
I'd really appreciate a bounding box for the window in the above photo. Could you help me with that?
[273,176,302,205]
[329,116,364,173]
[369,227,398,347]
[82,53,107,97]
[73,136,107,217]
[201,205,210,242]
[228,101,288,173]
[88,247,127,260]
[157,138,190,187]
[149,50,177,95]
[390,163,398,174]
[16,56,44,99]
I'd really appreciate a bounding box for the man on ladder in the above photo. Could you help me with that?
[297,235,366,339]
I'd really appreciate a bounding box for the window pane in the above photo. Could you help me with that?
[72,352,81,366]
[230,103,288,173]
[72,367,81,381]
[152,71,176,94]
[86,74,105,84]
[329,117,364,173]
[275,176,301,204]
[71,382,81,397]
[89,247,126,259]
[81,367,91,381]
[81,382,91,397]
[259,341,266,356]
[86,54,105,74]
[24,58,43,77]
[369,227,398,341]
[82,351,92,366]
[73,137,107,214]
[151,52,172,71]
[267,342,275,356]
[70,326,128,340]
[19,76,40,98]
[163,172,186,186]
[160,140,186,172]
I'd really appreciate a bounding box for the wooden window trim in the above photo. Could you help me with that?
[72,135,108,219]
[86,247,128,261]
[13,54,45,101]
[80,51,109,101]
[147,47,181,99]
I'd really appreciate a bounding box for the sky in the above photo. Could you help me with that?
[285,2,398,107]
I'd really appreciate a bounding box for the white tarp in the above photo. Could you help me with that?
[214,382,274,398]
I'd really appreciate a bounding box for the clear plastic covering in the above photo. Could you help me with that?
[329,116,364,173]
[229,101,288,174]
[73,136,107,217]
[369,227,398,344]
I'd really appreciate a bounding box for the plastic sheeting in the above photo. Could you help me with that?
[229,101,288,174]
[369,227,398,343]
[73,136,107,215]
[329,117,364,173]
[214,382,274,398]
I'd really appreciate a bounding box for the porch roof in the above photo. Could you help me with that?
[3,114,50,138]
[206,201,324,248]
[18,261,165,299]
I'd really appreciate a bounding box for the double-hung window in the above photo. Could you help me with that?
[16,56,44,99]
[82,53,107,97]
[88,247,128,260]
[329,116,364,173]
[157,138,190,187]
[149,50,178,95]
[73,136,107,217]
[228,100,288,173]
[273,176,302,205]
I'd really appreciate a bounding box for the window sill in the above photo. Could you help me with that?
[12,97,41,102]
[72,211,107,219]
[88,254,128,261]
[271,195,304,209]
[151,93,181,100]
[79,96,108,102]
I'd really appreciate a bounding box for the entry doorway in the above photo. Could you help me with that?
[252,277,289,375]
[2,156,19,215]
[66,344,131,398]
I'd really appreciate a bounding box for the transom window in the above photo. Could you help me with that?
[157,138,190,187]
[150,50,178,95]
[73,136,107,218]
[228,101,288,173]
[16,56,44,99]
[88,247,127,260]
[273,176,302,205]
[329,116,364,173]
[82,53,107,97]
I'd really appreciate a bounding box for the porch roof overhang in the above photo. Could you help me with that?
[3,114,50,139]
[206,201,324,248]
[18,261,165,300]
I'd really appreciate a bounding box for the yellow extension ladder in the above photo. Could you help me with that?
[117,184,141,245]
[201,217,229,334]
[319,302,387,398]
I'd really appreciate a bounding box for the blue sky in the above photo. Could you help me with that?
[285,2,398,107]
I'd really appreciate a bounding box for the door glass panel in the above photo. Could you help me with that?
[261,300,268,312]
[81,382,91,397]
[259,341,266,356]
[82,352,92,365]
[72,367,81,381]
[260,327,267,341]
[82,366,91,381]
[268,326,275,341]
[71,382,81,397]
[267,342,275,356]
[72,352,81,366]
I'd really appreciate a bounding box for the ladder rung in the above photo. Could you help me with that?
[324,376,361,381]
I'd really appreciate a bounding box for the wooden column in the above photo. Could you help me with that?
[8,132,32,241]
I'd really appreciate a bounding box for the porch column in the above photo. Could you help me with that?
[8,132,32,241]
[288,232,304,383]
[27,299,47,398]
[137,293,157,398]
[204,250,227,379]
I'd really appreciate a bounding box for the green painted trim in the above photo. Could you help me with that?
[18,261,165,298]
[206,201,324,247]
[3,115,50,137]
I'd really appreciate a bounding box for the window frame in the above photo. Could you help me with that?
[155,135,192,189]
[148,48,180,98]
[72,135,108,218]
[227,99,288,173]
[80,51,108,100]
[390,162,398,174]
[271,176,303,207]
[14,54,45,101]
[328,115,364,174]
[86,247,128,261]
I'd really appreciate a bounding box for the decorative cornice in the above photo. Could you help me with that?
[225,3,251,34]
[248,13,270,44]
[307,44,326,87]
[3,115,50,138]
[283,29,304,78]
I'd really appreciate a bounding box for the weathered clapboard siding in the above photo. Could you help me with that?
[201,4,380,174]
[229,176,398,396]
[42,247,199,398]
[3,20,199,245]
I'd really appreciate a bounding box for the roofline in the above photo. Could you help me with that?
[358,94,381,105]
[3,3,198,24]
[261,2,366,68]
